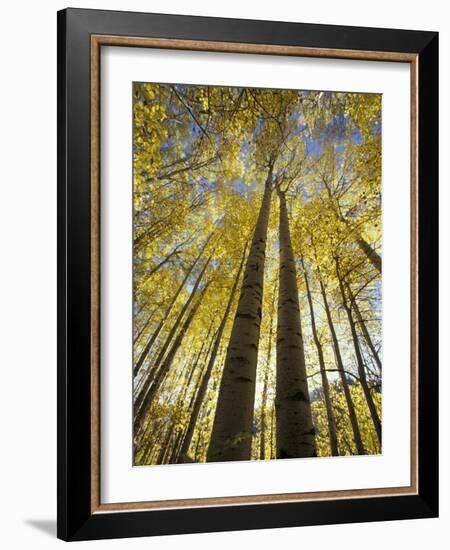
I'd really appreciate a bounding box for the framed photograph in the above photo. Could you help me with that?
[57,8,438,541]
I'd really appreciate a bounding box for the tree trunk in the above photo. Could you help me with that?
[324,182,381,274]
[181,321,215,404]
[356,236,382,273]
[178,245,247,463]
[346,282,382,372]
[336,259,382,446]
[169,429,185,464]
[160,341,197,402]
[136,417,162,464]
[156,429,174,465]
[135,256,211,407]
[270,405,275,459]
[302,258,339,456]
[259,370,269,460]
[207,166,274,462]
[275,189,316,459]
[133,306,158,346]
[152,256,211,368]
[318,274,366,455]
[134,278,212,437]
[260,282,276,460]
[133,233,212,377]
[140,332,210,464]
[188,328,218,409]
[138,236,191,283]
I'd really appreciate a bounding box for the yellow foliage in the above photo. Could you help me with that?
[132,82,382,466]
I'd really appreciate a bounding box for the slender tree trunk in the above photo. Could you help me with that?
[325,184,381,273]
[356,236,382,273]
[139,237,190,283]
[346,282,382,372]
[179,245,247,463]
[169,429,185,464]
[260,283,276,460]
[160,342,196,402]
[134,278,212,436]
[133,307,158,346]
[207,166,274,462]
[182,341,207,399]
[275,189,316,459]
[139,418,169,464]
[259,370,269,460]
[156,429,174,465]
[270,406,275,459]
[336,259,381,445]
[301,258,339,456]
[152,256,211,369]
[134,188,208,251]
[136,417,161,464]
[318,274,366,455]
[134,254,211,411]
[180,321,215,404]
[134,215,169,249]
[188,328,218,409]
[166,285,212,384]
[134,347,193,452]
[134,234,212,376]
[193,433,202,462]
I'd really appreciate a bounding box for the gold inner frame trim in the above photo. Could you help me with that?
[90,34,419,514]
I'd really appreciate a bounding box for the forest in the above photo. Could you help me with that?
[132,81,382,465]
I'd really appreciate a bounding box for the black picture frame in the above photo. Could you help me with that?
[57,7,438,541]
